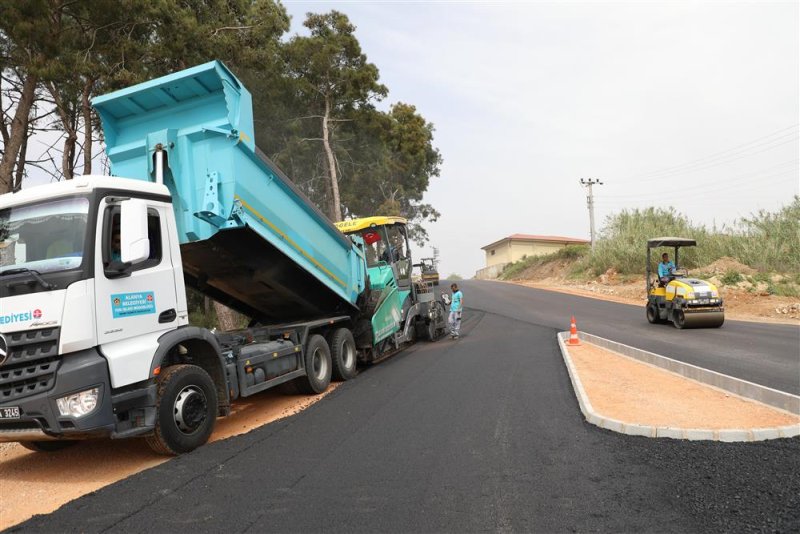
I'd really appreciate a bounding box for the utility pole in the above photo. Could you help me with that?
[579,178,603,250]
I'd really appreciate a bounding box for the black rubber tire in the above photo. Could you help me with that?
[426,319,437,341]
[672,309,686,329]
[145,364,217,456]
[328,328,357,381]
[19,440,77,453]
[646,304,660,324]
[295,334,332,394]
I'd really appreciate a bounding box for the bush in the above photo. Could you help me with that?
[569,197,800,276]
[721,270,743,285]
[500,245,590,280]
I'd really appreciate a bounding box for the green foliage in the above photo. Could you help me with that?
[447,273,464,281]
[0,0,290,185]
[3,4,441,238]
[500,245,590,280]
[721,270,743,285]
[572,198,800,276]
[247,11,441,241]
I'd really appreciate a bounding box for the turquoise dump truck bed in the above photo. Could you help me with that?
[93,61,365,322]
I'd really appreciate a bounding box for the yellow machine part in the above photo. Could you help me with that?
[649,277,724,328]
[664,279,720,302]
[335,216,408,234]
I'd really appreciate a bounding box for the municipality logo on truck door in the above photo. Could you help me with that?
[111,291,156,318]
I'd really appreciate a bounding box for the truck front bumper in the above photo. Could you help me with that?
[0,348,116,442]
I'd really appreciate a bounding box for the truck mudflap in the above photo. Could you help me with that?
[0,348,116,442]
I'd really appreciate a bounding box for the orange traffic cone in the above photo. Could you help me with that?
[568,315,581,346]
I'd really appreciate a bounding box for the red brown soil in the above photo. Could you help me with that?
[568,343,800,429]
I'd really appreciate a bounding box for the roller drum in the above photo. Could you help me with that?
[681,310,725,328]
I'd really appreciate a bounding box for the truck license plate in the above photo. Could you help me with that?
[0,406,21,419]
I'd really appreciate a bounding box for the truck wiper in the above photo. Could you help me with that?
[0,268,57,290]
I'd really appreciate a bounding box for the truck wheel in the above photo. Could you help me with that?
[328,328,357,381]
[19,440,77,453]
[145,364,217,455]
[296,335,332,394]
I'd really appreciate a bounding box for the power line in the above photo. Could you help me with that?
[617,124,800,184]
[599,160,799,200]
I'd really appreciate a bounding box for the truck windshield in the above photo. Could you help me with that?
[0,197,89,275]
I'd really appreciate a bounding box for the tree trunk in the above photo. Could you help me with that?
[321,96,342,222]
[46,81,77,180]
[0,75,38,193]
[213,301,240,331]
[62,130,77,180]
[13,123,28,192]
[81,80,94,175]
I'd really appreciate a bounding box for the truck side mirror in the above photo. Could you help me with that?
[120,199,150,265]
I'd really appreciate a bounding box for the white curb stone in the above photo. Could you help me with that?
[557,331,800,442]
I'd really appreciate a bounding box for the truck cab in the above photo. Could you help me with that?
[0,177,195,447]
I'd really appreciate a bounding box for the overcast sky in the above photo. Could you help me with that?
[284,0,799,277]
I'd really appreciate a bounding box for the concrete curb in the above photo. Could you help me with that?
[556,331,800,441]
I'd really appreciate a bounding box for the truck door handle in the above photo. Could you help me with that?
[159,309,177,323]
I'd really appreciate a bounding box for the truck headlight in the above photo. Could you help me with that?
[57,388,99,418]
[686,292,695,300]
[711,290,719,298]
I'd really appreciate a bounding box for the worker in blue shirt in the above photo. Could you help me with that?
[658,253,676,286]
[449,283,463,339]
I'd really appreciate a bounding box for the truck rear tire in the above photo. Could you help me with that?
[145,364,217,455]
[328,328,357,381]
[295,335,332,394]
[19,440,77,453]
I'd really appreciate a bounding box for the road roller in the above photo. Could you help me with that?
[645,237,725,329]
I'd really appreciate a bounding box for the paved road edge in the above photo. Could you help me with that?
[556,331,800,441]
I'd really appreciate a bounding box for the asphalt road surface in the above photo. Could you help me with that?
[460,280,800,395]
[17,287,799,533]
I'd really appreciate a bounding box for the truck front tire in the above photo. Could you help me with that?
[146,364,217,455]
[328,328,357,381]
[296,335,332,394]
[19,440,77,453]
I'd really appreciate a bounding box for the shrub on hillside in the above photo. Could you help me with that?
[500,245,590,280]
[571,198,800,276]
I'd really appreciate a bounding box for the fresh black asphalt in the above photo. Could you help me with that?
[13,297,800,532]
[460,280,800,395]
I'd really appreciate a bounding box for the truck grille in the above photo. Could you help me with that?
[0,328,61,403]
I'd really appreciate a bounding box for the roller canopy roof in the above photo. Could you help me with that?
[647,237,697,248]
[335,216,408,234]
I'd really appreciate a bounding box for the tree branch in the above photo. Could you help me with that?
[212,25,253,36]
